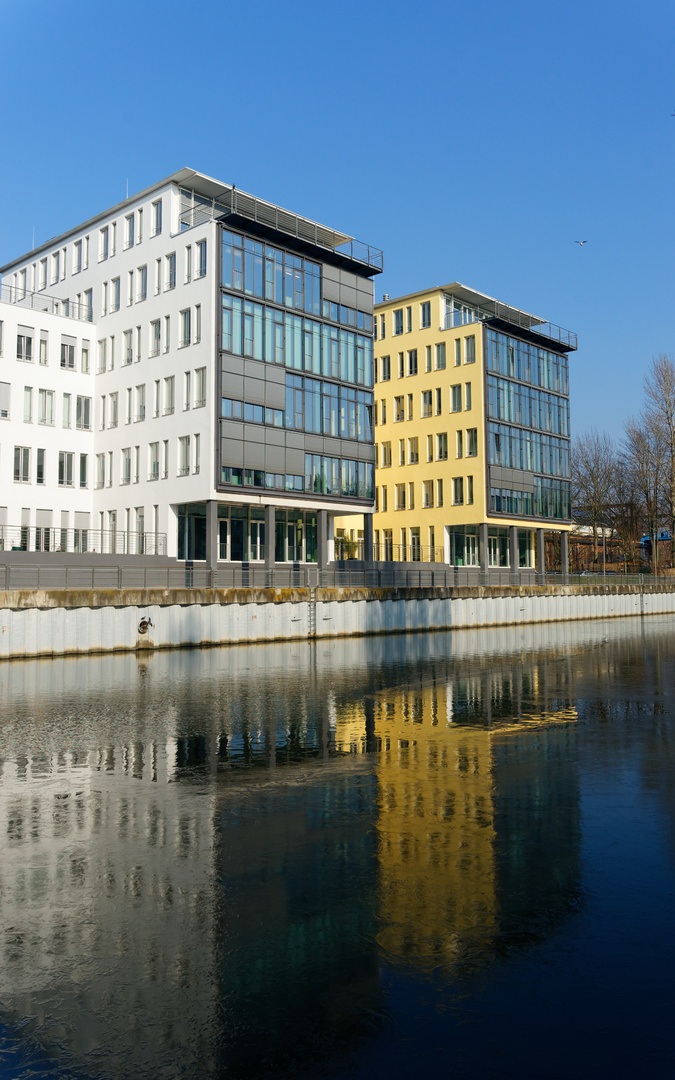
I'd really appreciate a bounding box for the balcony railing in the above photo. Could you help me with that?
[443,300,577,350]
[0,526,166,556]
[0,283,93,322]
[180,188,383,273]
[335,539,446,563]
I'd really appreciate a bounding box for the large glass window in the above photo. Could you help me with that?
[222,230,321,316]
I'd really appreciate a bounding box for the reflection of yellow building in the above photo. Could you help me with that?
[335,284,575,573]
[333,661,577,971]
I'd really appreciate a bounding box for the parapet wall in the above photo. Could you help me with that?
[0,583,673,660]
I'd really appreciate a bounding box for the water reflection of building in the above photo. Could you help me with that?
[333,653,581,975]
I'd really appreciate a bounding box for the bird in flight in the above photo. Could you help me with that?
[575,240,588,246]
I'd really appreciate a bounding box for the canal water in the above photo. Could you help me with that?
[0,616,674,1079]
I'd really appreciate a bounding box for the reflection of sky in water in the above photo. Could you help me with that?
[0,616,674,1078]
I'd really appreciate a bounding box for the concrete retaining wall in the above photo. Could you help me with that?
[0,583,674,661]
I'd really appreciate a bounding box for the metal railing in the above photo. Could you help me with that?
[180,189,383,273]
[0,283,93,323]
[0,527,167,557]
[0,563,660,592]
[335,539,445,563]
[443,299,576,351]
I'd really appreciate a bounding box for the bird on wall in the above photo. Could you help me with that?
[575,240,588,246]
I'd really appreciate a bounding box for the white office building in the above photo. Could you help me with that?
[0,169,382,564]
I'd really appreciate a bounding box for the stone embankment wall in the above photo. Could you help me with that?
[0,582,674,661]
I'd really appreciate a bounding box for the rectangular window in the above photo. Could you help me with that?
[149,442,160,481]
[197,239,207,278]
[394,309,403,335]
[195,304,201,343]
[408,481,415,509]
[381,355,391,381]
[81,345,89,373]
[453,477,464,505]
[154,380,160,417]
[125,213,135,250]
[60,343,75,369]
[73,240,82,274]
[408,437,419,464]
[178,435,190,476]
[150,320,161,357]
[128,270,134,305]
[180,308,191,347]
[14,446,30,482]
[99,226,109,260]
[183,371,191,410]
[457,430,463,458]
[398,352,404,378]
[381,441,392,467]
[185,244,192,283]
[407,349,417,376]
[79,453,88,488]
[24,386,32,423]
[138,265,148,301]
[437,432,448,460]
[166,253,176,290]
[96,453,105,489]
[467,475,474,504]
[155,258,162,294]
[194,433,200,474]
[121,448,131,485]
[465,382,472,410]
[137,208,143,243]
[420,301,431,328]
[38,389,54,426]
[0,379,9,418]
[425,345,432,372]
[435,342,446,370]
[421,390,433,417]
[39,258,47,289]
[380,399,387,425]
[97,339,107,373]
[381,486,388,512]
[17,333,33,362]
[125,388,132,425]
[406,306,412,332]
[465,335,476,363]
[395,483,406,510]
[111,277,120,312]
[380,313,385,340]
[123,329,133,365]
[435,387,442,415]
[39,336,48,366]
[51,251,60,284]
[58,451,74,487]
[399,439,405,466]
[135,385,146,422]
[437,479,444,507]
[110,391,118,428]
[75,395,91,430]
[164,376,175,415]
[195,367,206,407]
[394,395,404,422]
[455,339,461,366]
[467,427,478,456]
[407,393,413,420]
[164,315,170,352]
[152,200,162,236]
[423,479,434,507]
[37,448,45,485]
[451,384,462,412]
[63,393,71,428]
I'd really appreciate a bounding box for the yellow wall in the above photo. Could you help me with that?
[335,286,570,556]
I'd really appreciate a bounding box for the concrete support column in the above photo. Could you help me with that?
[265,505,275,572]
[509,526,518,584]
[561,530,569,581]
[479,522,488,581]
[317,510,329,570]
[205,501,218,571]
[363,513,374,565]
[536,528,546,584]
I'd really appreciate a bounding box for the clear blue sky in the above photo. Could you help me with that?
[1,0,673,441]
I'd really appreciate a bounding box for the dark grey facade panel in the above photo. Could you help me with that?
[264,380,286,408]
[221,419,244,441]
[356,286,374,314]
[264,363,286,385]
[244,441,265,468]
[304,434,324,453]
[489,466,535,493]
[285,448,304,473]
[221,437,244,467]
[265,428,285,448]
[244,375,266,405]
[338,270,358,292]
[222,372,244,399]
[264,445,282,469]
[323,436,342,456]
[243,423,265,444]
[339,284,358,308]
[285,432,305,451]
[222,355,244,376]
[322,277,340,302]
[357,443,376,463]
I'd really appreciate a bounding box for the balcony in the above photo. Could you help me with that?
[0,283,93,322]
[443,293,576,351]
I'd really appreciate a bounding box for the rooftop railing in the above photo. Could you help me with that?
[443,300,577,350]
[180,189,384,273]
[0,283,93,322]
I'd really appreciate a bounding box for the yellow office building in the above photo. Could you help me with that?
[335,284,575,576]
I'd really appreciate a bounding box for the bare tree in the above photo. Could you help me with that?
[643,355,675,565]
[571,430,616,564]
[624,417,665,573]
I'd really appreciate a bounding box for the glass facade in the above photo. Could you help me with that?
[485,328,571,522]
